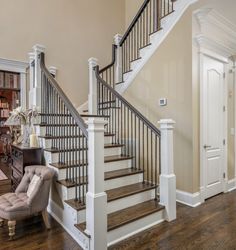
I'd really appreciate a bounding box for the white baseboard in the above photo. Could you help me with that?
[176,189,201,207]
[227,178,236,192]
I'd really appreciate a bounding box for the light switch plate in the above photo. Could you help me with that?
[159,98,167,106]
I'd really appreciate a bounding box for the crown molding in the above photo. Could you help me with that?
[195,34,234,60]
[194,8,236,58]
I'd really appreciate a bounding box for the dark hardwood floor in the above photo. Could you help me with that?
[110,190,236,250]
[1,159,236,250]
[0,215,82,250]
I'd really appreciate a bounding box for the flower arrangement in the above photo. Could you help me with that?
[5,106,39,146]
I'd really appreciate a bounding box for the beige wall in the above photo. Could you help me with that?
[125,0,143,27]
[0,0,125,107]
[124,8,194,192]
[124,0,236,193]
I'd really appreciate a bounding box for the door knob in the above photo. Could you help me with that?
[203,145,211,149]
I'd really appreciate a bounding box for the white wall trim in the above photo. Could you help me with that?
[176,189,201,207]
[227,178,236,192]
[0,57,28,109]
[0,58,28,73]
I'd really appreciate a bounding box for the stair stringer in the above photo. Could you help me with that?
[116,0,198,94]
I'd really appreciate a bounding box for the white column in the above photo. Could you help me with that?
[29,44,45,111]
[158,119,176,222]
[28,52,35,109]
[114,34,123,83]
[88,58,98,115]
[85,118,107,250]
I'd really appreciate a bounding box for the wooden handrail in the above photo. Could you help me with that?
[40,53,88,138]
[95,65,160,137]
[99,44,117,73]
[120,0,150,46]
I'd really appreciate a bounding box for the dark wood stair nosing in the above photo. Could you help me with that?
[104,155,133,163]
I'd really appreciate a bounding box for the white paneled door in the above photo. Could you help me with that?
[202,55,225,200]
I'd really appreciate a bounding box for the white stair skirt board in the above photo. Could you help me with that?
[47,199,89,250]
[108,209,164,246]
[116,0,198,94]
[176,190,201,207]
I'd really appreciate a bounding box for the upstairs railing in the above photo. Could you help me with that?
[95,65,161,196]
[120,0,175,74]
[100,0,176,86]
[40,53,88,205]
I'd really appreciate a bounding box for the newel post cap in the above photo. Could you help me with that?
[114,34,123,45]
[49,66,57,77]
[158,119,176,129]
[88,57,98,67]
[32,44,45,54]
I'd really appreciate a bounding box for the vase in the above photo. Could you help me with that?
[21,124,31,147]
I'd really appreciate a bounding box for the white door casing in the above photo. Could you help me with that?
[200,54,227,201]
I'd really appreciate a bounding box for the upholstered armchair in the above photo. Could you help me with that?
[0,165,54,239]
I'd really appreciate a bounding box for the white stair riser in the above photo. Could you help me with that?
[39,138,86,149]
[104,136,113,144]
[105,173,143,190]
[108,189,156,213]
[108,209,164,246]
[44,151,87,164]
[56,172,142,197]
[41,137,121,157]
[104,147,121,157]
[123,71,132,82]
[105,159,132,172]
[130,58,141,71]
[48,164,87,180]
[57,184,87,200]
[139,45,152,58]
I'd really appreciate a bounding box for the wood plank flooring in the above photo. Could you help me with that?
[1,157,236,249]
[109,190,236,250]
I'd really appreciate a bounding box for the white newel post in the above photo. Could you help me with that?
[28,44,45,111]
[158,119,176,222]
[86,118,107,250]
[114,34,123,83]
[88,58,98,115]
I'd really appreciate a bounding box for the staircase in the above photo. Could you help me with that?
[26,0,186,249]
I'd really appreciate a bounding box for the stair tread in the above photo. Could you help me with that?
[108,199,164,231]
[99,100,116,105]
[104,132,115,137]
[104,143,124,149]
[107,182,157,202]
[75,200,164,234]
[104,155,133,163]
[38,135,83,139]
[80,114,109,118]
[50,161,87,169]
[130,57,142,63]
[123,69,133,75]
[44,147,87,153]
[57,177,87,187]
[139,43,152,50]
[65,199,86,211]
[99,106,121,110]
[105,168,143,180]
[35,123,77,127]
